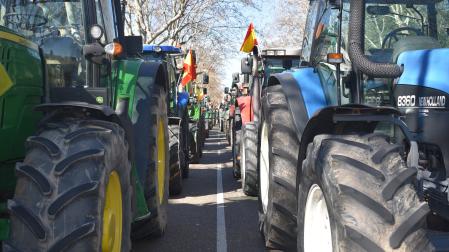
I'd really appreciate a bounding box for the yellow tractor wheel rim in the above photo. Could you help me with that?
[102,171,122,252]
[157,118,166,204]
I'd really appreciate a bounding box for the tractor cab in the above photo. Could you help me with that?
[260,48,301,87]
[0,0,139,106]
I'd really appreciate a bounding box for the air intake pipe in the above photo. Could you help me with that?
[348,0,403,78]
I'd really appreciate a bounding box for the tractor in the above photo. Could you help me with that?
[187,78,208,164]
[255,0,449,251]
[0,0,171,251]
[228,73,245,178]
[142,45,192,195]
[239,48,301,196]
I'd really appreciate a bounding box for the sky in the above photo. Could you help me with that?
[222,1,278,89]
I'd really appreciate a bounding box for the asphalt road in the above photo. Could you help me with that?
[133,129,265,252]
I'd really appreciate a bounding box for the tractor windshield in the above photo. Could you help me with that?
[0,0,87,88]
[0,0,85,44]
[262,57,301,86]
[364,0,449,59]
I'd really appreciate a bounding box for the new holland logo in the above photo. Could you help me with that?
[0,63,13,96]
[397,95,447,108]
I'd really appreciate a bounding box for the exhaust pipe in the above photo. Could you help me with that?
[348,0,403,78]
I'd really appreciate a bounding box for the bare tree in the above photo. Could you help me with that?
[259,0,309,48]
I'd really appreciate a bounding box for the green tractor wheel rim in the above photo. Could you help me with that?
[157,118,166,203]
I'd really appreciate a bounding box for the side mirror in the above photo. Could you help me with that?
[203,74,209,84]
[122,36,143,56]
[367,6,391,15]
[241,56,253,74]
[232,73,240,84]
[224,87,229,94]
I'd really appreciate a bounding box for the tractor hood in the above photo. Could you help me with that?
[397,48,449,96]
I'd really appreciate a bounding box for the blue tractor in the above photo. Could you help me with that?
[142,45,190,195]
[256,0,449,251]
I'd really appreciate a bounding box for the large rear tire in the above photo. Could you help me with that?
[132,84,169,239]
[258,85,299,250]
[241,122,258,196]
[297,134,433,251]
[5,119,132,252]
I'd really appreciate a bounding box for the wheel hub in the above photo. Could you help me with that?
[102,171,122,252]
[157,118,166,204]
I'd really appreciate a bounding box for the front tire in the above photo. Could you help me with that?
[241,122,258,196]
[258,85,299,250]
[298,134,433,252]
[169,125,182,196]
[5,119,132,252]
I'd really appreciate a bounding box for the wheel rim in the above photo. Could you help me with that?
[102,171,122,252]
[157,118,166,204]
[304,184,333,252]
[259,122,269,213]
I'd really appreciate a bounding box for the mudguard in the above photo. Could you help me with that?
[268,67,328,143]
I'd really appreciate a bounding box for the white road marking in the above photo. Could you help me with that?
[216,151,228,252]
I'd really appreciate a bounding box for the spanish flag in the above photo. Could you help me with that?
[240,23,258,53]
[181,50,197,86]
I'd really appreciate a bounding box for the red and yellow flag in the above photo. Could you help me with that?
[181,50,197,86]
[240,23,258,53]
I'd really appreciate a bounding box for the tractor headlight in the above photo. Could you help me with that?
[90,25,104,40]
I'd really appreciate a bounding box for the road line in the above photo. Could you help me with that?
[216,151,228,252]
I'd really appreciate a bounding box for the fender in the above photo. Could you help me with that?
[137,61,169,92]
[267,67,328,143]
[35,99,135,161]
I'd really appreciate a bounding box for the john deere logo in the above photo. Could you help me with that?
[96,96,104,104]
[0,64,13,96]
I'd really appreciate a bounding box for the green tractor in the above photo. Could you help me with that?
[142,45,192,195]
[0,1,170,251]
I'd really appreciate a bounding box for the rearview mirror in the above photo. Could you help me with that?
[232,73,240,84]
[241,56,253,74]
[203,74,209,84]
[367,6,391,16]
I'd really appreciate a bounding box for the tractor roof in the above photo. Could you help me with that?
[143,45,182,54]
[261,48,301,57]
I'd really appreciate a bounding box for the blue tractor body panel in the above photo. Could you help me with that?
[143,44,182,54]
[397,48,449,94]
[290,68,328,118]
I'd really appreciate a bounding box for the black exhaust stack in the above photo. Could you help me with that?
[348,0,403,78]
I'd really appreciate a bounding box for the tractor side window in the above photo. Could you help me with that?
[302,0,324,63]
[100,0,118,42]
[312,3,340,106]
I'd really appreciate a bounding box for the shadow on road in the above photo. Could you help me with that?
[132,129,265,252]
